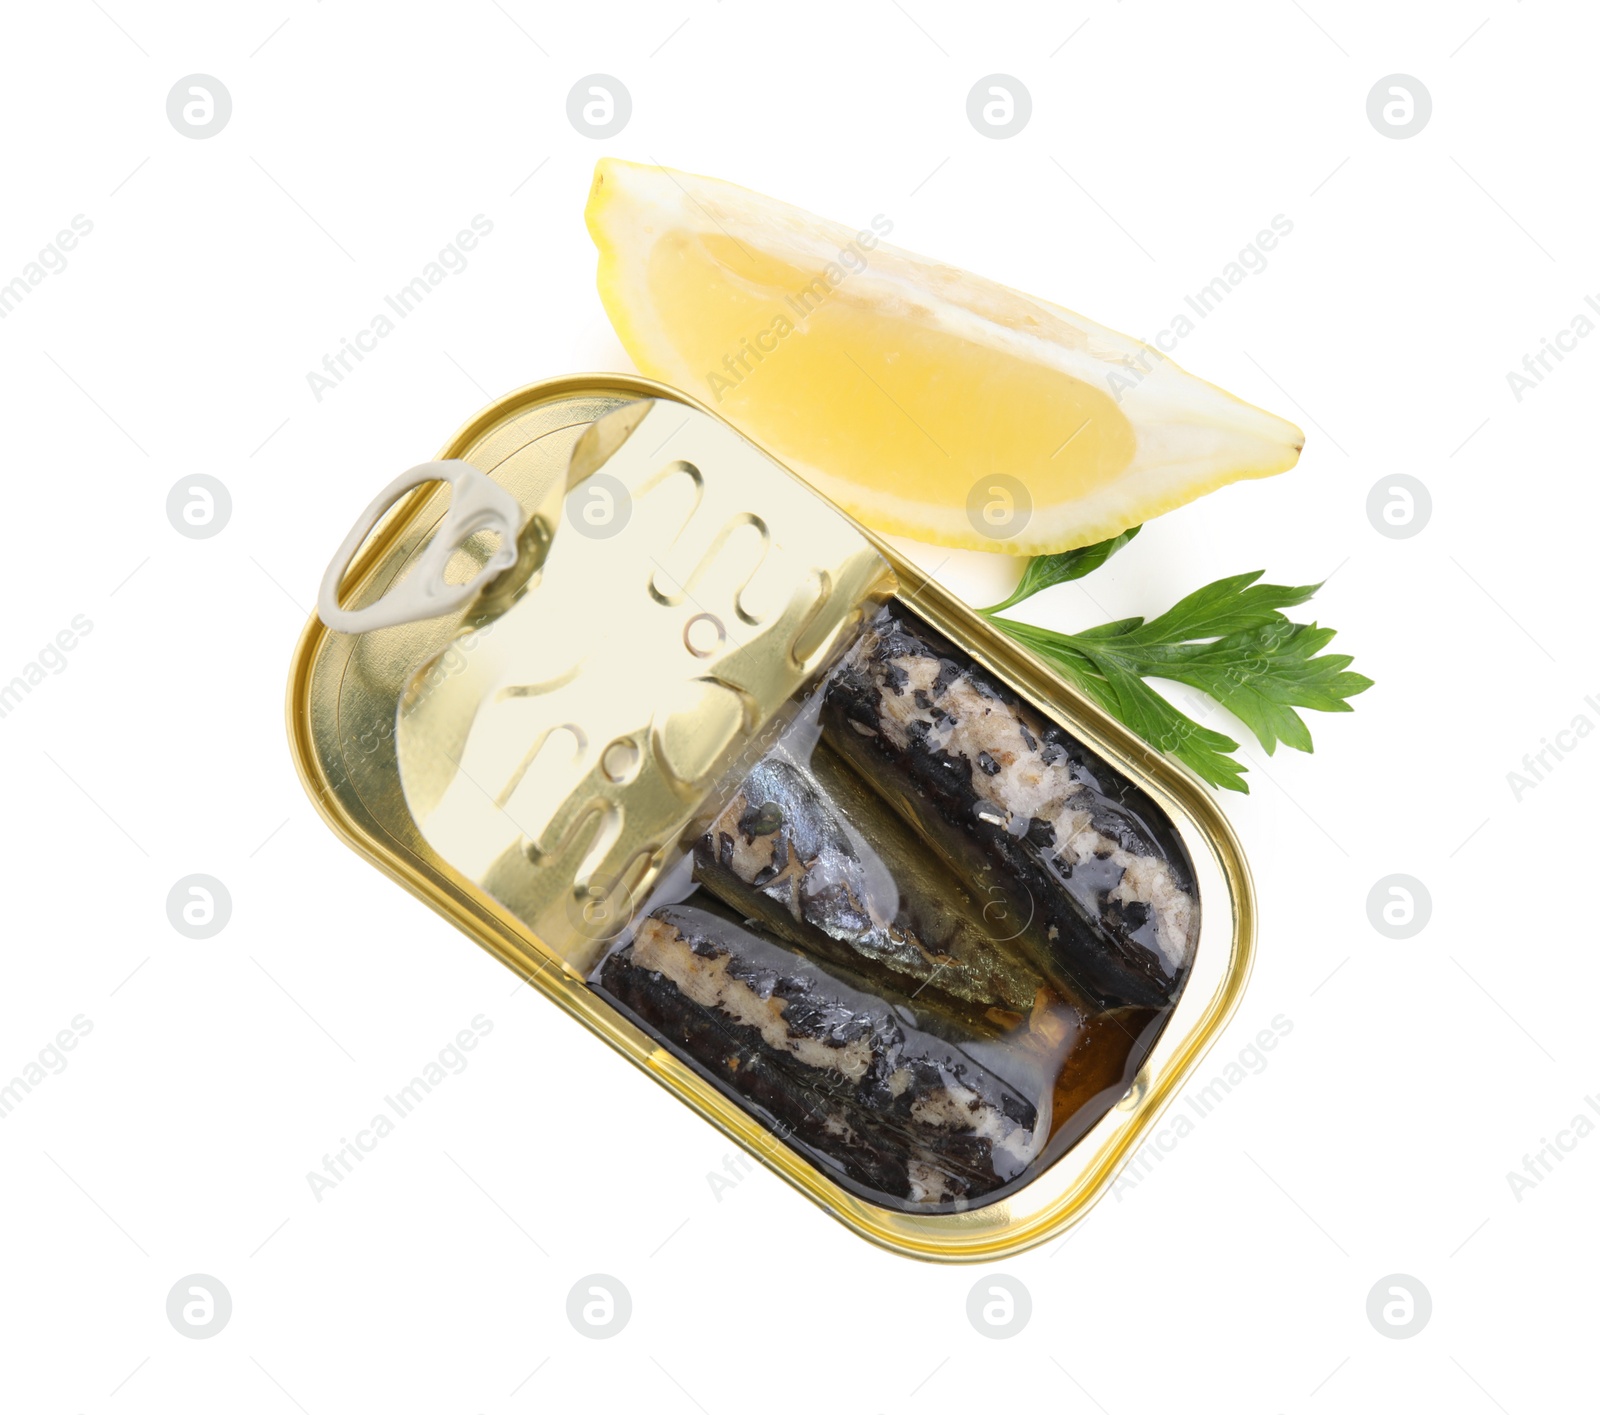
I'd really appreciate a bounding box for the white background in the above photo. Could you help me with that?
[1,1,1593,1409]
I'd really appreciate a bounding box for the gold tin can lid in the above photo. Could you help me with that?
[394,395,895,975]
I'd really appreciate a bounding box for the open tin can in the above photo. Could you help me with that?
[286,372,1255,1261]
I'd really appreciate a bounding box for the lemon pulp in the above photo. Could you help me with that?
[648,231,1139,524]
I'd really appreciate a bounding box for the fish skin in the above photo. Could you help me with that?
[596,902,1041,1209]
[819,610,1200,1011]
[693,744,1052,1026]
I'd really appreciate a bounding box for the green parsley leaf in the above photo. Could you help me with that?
[981,525,1142,614]
[987,569,1372,793]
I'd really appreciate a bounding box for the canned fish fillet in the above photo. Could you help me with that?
[287,373,1254,1260]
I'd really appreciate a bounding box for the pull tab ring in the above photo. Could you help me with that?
[318,461,523,634]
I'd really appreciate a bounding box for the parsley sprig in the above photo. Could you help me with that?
[981,530,1371,792]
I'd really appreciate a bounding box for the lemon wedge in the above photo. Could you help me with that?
[585,159,1303,555]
